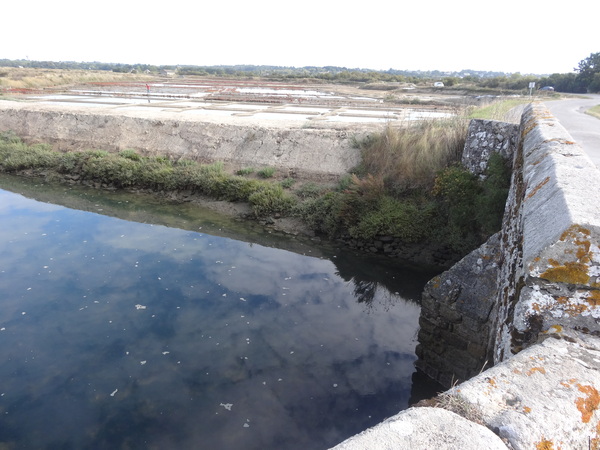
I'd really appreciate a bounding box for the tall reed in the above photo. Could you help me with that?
[356,118,468,194]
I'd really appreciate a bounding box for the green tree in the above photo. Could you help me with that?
[576,52,600,92]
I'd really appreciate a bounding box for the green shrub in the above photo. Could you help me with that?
[236,167,255,176]
[175,158,195,167]
[280,177,295,189]
[475,153,511,235]
[294,192,346,237]
[248,185,295,217]
[200,161,225,175]
[257,166,276,178]
[295,182,326,199]
[348,195,436,242]
[119,149,142,161]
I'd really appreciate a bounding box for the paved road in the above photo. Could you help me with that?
[545,95,600,168]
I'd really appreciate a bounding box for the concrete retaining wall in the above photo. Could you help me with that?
[0,100,364,181]
[333,103,600,449]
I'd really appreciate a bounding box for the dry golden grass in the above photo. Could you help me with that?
[358,118,468,192]
[0,67,152,90]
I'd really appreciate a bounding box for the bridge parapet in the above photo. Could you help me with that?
[494,102,600,360]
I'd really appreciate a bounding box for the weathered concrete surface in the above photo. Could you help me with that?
[494,102,600,361]
[462,119,517,177]
[454,331,600,450]
[330,407,507,450]
[0,100,367,181]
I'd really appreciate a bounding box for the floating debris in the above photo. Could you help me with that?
[220,403,233,411]
[110,389,118,397]
[140,360,147,365]
[135,304,147,310]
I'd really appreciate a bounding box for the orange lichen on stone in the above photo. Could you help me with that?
[591,421,600,450]
[576,384,600,423]
[543,138,576,145]
[522,120,538,137]
[587,290,600,307]
[526,176,551,199]
[545,324,563,334]
[560,225,592,242]
[541,261,590,285]
[523,406,532,414]
[488,378,497,387]
[554,296,590,316]
[527,367,547,376]
[535,439,556,450]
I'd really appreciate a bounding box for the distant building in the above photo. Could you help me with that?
[160,69,176,77]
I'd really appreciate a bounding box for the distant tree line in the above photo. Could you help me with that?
[1,52,598,93]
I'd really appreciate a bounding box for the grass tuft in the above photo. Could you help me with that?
[257,166,276,179]
[355,118,467,194]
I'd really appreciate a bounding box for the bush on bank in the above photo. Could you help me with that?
[0,128,510,257]
[0,132,294,217]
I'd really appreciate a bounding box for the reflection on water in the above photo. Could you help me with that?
[0,175,439,449]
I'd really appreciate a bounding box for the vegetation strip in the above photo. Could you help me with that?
[0,123,511,261]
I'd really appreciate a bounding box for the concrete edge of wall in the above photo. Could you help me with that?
[519,103,600,274]
[497,103,600,355]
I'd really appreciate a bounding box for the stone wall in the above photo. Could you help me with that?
[414,118,517,388]
[461,119,518,177]
[415,233,500,387]
[492,102,600,362]
[332,103,600,449]
[340,235,463,269]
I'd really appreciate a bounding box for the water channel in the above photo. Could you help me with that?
[0,174,441,449]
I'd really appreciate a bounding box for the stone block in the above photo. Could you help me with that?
[455,332,600,450]
[330,407,507,450]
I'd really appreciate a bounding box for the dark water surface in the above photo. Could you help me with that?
[0,175,439,449]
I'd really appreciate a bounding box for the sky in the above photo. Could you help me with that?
[2,0,598,75]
